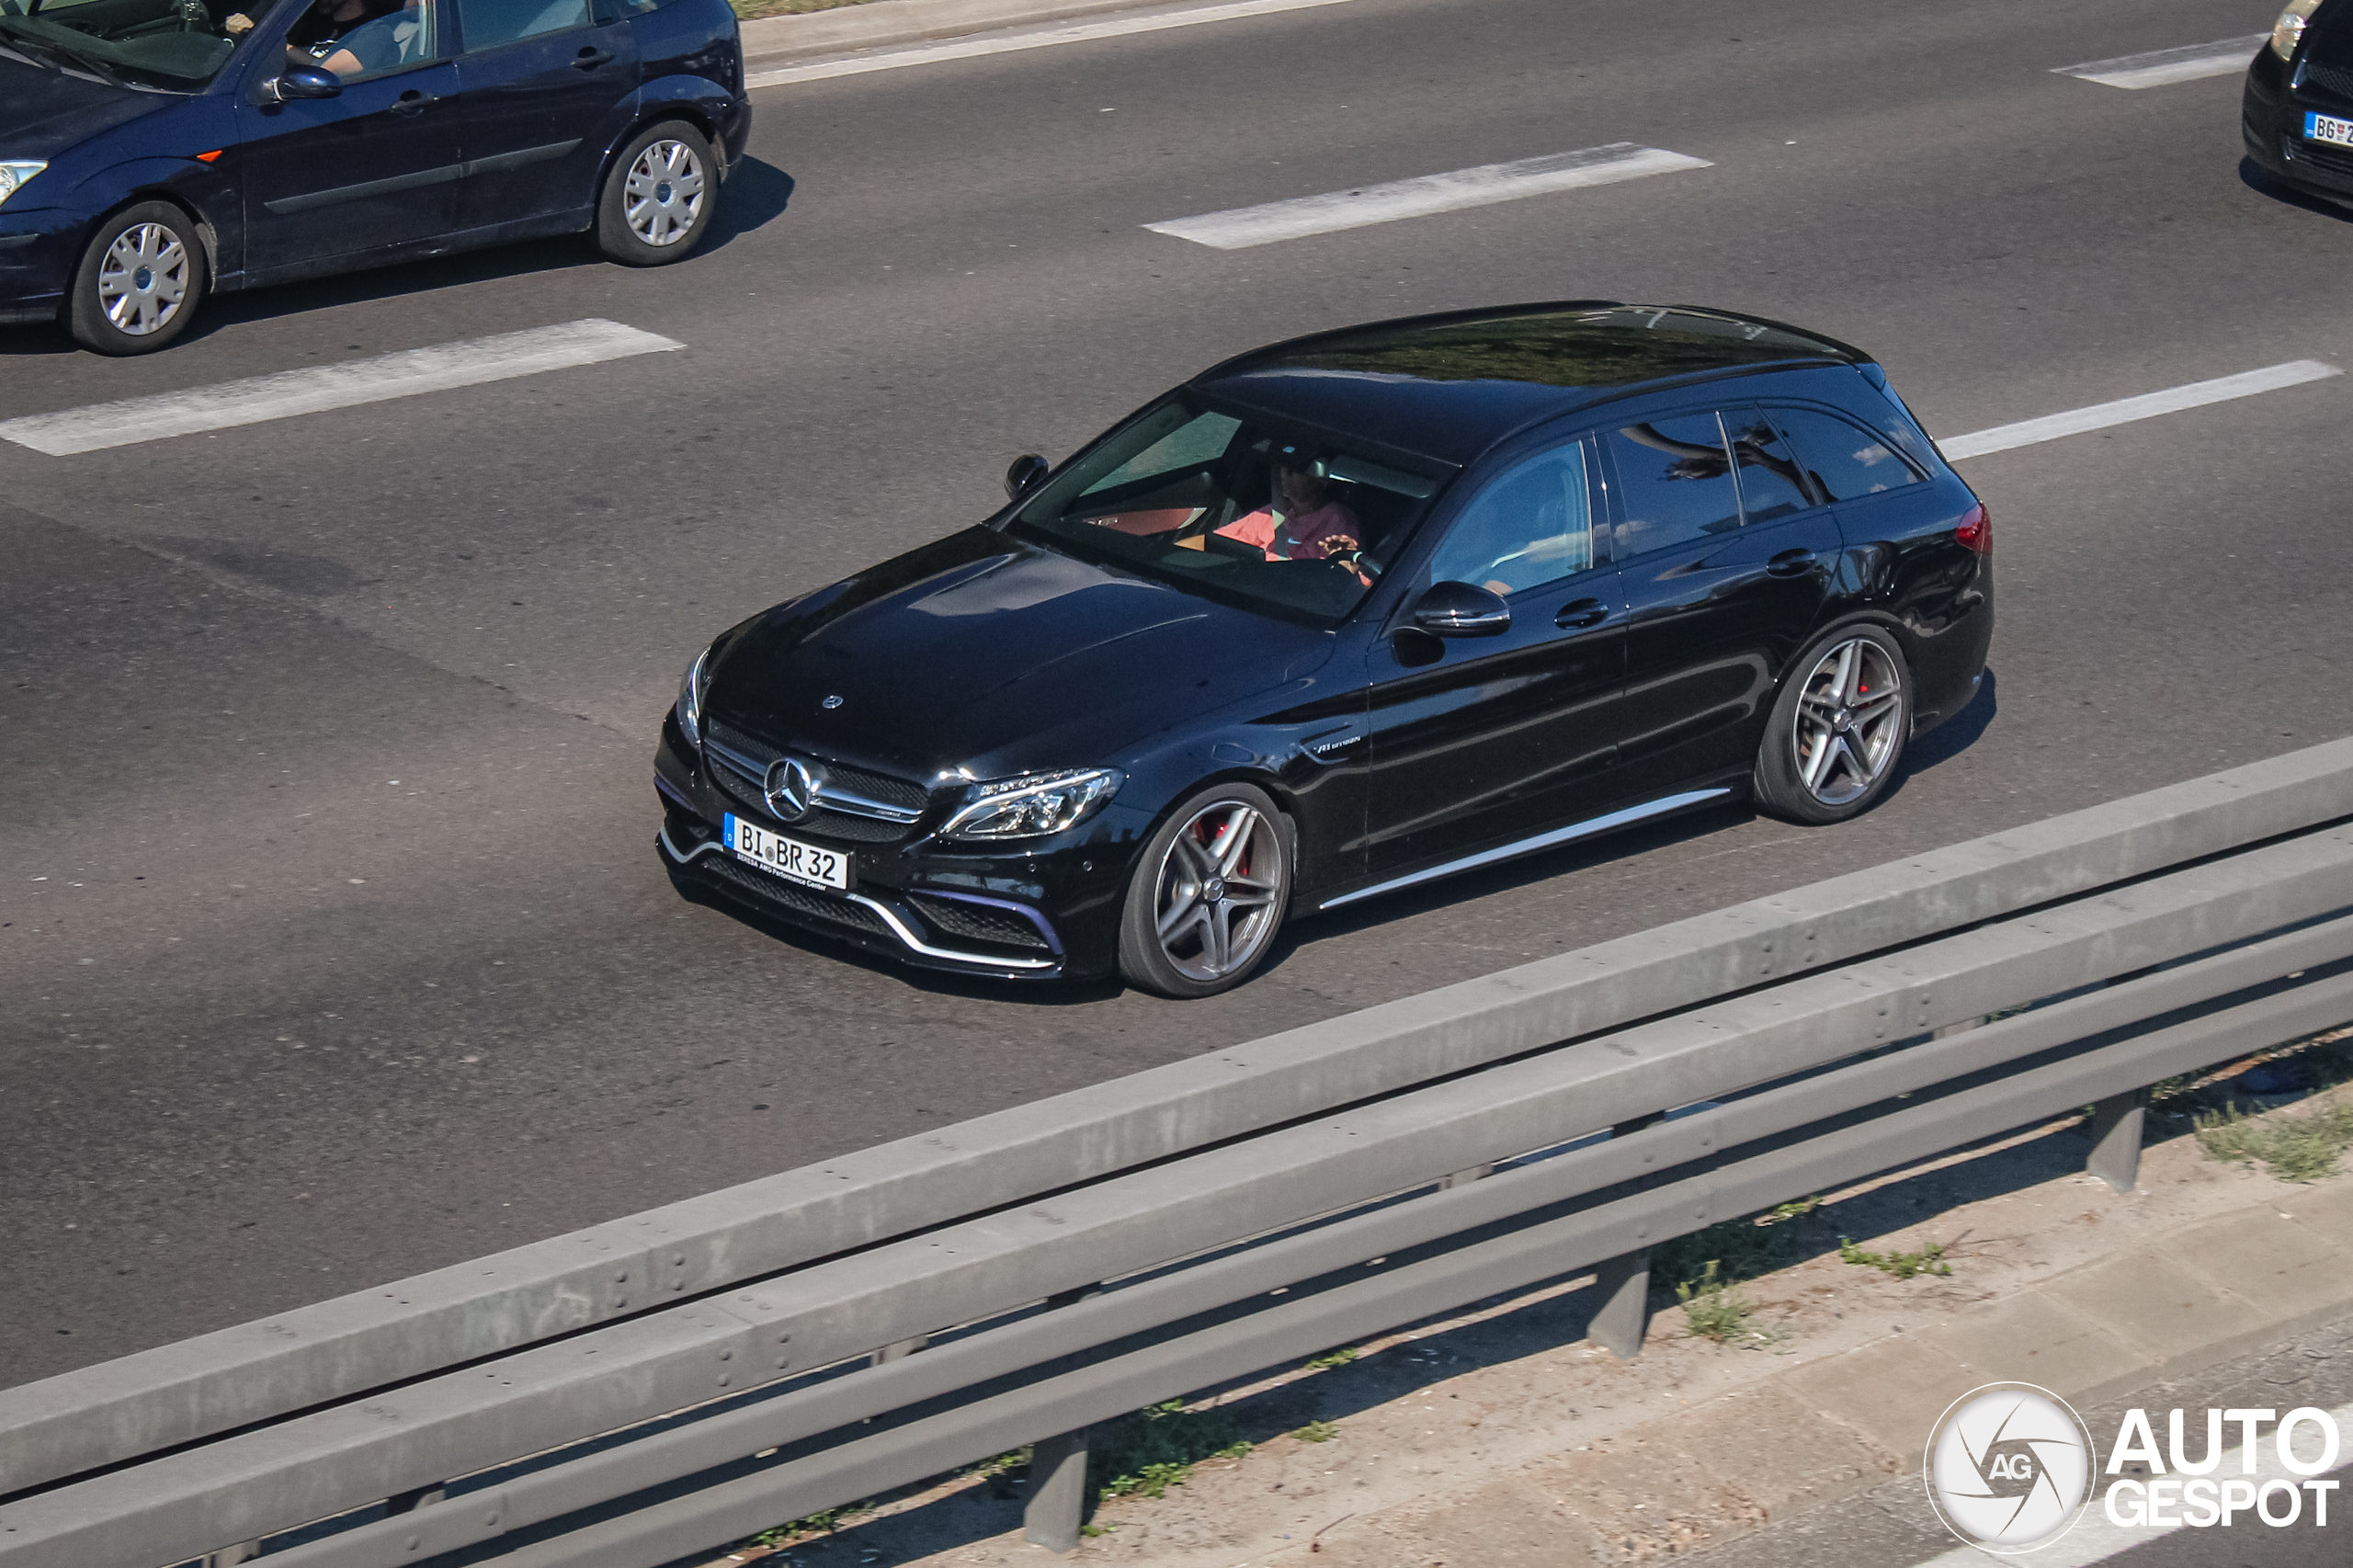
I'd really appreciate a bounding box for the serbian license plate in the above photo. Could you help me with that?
[2307,110,2353,147]
[722,813,851,890]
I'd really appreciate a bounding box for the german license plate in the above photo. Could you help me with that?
[2307,110,2353,147]
[722,813,851,890]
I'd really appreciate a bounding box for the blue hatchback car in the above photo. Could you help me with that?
[0,0,748,353]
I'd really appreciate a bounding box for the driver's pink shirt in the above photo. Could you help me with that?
[1215,499,1362,561]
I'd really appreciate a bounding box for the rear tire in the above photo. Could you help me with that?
[596,120,716,266]
[1752,622,1911,825]
[69,201,206,355]
[1117,782,1293,998]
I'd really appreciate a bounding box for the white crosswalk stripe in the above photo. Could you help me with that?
[0,319,682,456]
[1145,143,1712,250]
[2053,34,2268,89]
[1941,361,2341,460]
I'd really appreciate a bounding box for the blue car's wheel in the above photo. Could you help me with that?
[597,120,715,266]
[69,201,206,355]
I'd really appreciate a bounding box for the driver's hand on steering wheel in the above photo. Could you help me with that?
[223,9,254,30]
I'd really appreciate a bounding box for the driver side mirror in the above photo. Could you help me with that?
[268,65,343,101]
[1410,580,1511,637]
[1003,453,1049,503]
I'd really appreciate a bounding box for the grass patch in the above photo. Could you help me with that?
[1652,1195,1822,1290]
[1838,1236,1950,1278]
[1091,1401,1252,1503]
[2194,1096,2353,1181]
[749,1498,876,1546]
[1290,1418,1340,1443]
[1302,1346,1360,1370]
[1674,1261,1789,1349]
[731,0,882,18]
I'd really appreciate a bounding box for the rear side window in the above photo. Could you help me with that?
[1427,440,1597,597]
[458,0,588,51]
[1724,406,1814,522]
[1601,413,1742,559]
[1768,405,1925,501]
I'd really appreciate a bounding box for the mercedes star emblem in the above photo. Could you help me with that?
[763,756,820,822]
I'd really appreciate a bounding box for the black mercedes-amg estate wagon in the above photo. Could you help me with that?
[656,302,1993,996]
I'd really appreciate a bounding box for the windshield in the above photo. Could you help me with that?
[0,0,253,89]
[1006,396,1451,629]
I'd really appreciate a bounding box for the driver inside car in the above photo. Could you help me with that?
[1215,461,1364,566]
[272,0,426,77]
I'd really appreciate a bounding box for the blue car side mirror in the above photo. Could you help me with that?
[273,65,343,100]
[1412,580,1511,637]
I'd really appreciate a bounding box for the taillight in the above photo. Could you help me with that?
[1954,503,1990,554]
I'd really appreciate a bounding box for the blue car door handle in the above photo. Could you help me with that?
[1554,597,1609,630]
[389,88,433,115]
[574,46,615,69]
[1766,548,1815,577]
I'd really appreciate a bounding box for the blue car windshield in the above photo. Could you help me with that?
[1006,396,1451,630]
[0,0,253,88]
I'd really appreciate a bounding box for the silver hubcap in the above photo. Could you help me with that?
[622,140,706,247]
[1152,801,1286,983]
[1791,637,1904,805]
[97,222,189,336]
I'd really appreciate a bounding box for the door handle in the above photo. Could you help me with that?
[390,88,434,114]
[1766,548,1816,577]
[573,46,615,68]
[1554,597,1608,630]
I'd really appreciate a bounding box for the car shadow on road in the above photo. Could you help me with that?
[0,160,797,356]
[2239,155,2353,222]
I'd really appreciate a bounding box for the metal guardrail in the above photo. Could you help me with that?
[4,738,2351,1568]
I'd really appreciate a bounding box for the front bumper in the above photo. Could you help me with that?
[2244,51,2353,201]
[0,207,77,323]
[654,713,1134,982]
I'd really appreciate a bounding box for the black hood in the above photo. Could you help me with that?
[0,53,167,156]
[703,528,1335,785]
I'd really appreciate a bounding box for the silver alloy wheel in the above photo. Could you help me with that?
[1151,799,1287,983]
[1790,636,1904,806]
[97,222,190,336]
[621,140,706,247]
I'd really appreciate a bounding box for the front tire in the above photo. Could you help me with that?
[69,201,207,355]
[596,121,716,266]
[1753,623,1911,824]
[1117,782,1293,998]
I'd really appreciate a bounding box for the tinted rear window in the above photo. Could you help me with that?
[1768,405,1925,501]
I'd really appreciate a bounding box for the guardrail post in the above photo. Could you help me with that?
[1024,1425,1090,1551]
[386,1483,446,1512]
[1020,1284,1106,1551]
[1586,1112,1665,1358]
[872,1336,926,1365]
[1438,1164,1494,1189]
[204,1543,259,1566]
[2086,1086,2150,1193]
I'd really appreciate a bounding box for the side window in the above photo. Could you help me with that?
[1725,406,1815,522]
[308,0,443,80]
[1768,405,1925,501]
[457,0,587,51]
[1427,440,1596,597]
[1601,413,1742,560]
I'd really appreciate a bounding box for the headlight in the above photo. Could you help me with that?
[675,645,711,749]
[2272,0,2323,60]
[939,767,1123,841]
[0,162,47,210]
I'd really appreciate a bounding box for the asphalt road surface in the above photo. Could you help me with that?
[6,0,2350,1400]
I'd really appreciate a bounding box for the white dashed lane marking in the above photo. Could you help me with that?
[1144,143,1713,250]
[1941,360,2342,461]
[744,0,1364,89]
[2054,34,2268,88]
[0,319,682,456]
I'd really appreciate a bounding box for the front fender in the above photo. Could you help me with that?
[57,150,244,284]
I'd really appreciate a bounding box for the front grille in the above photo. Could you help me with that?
[907,893,1054,951]
[2285,134,2353,181]
[2303,59,2353,100]
[700,854,892,935]
[703,722,929,840]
